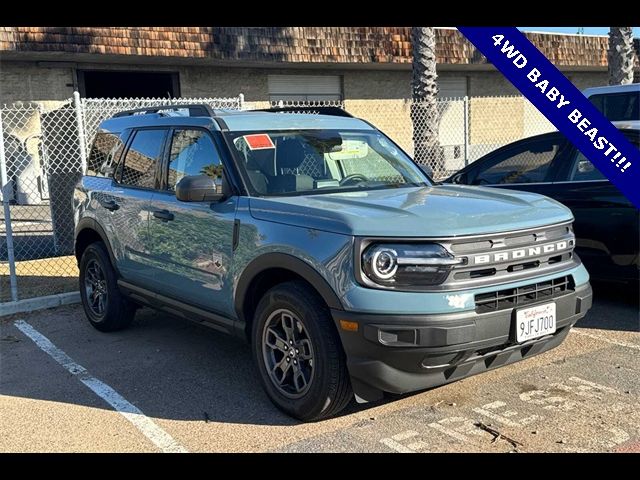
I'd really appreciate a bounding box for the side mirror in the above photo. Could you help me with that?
[176,174,227,202]
[418,163,433,178]
[577,160,595,174]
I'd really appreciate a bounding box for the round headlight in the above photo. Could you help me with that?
[363,246,398,281]
[372,248,398,279]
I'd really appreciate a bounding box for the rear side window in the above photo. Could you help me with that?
[117,129,167,189]
[589,92,639,121]
[87,132,124,176]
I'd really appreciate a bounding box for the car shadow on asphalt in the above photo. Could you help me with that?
[575,281,639,332]
[1,305,372,426]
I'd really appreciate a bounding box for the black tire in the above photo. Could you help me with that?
[79,241,135,332]
[252,280,352,421]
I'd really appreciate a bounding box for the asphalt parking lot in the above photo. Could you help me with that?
[1,283,638,453]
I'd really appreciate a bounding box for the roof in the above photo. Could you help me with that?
[99,109,374,133]
[1,27,638,69]
[220,111,373,131]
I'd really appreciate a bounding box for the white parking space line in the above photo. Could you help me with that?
[13,320,187,453]
[572,329,640,351]
[379,431,419,452]
[392,430,419,442]
[428,421,471,443]
[472,407,521,427]
[568,376,621,394]
[379,437,416,453]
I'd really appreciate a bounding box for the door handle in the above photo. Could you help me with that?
[152,209,174,222]
[99,199,119,211]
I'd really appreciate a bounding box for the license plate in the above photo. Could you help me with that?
[515,302,556,342]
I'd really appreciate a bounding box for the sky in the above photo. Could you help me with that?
[520,27,639,37]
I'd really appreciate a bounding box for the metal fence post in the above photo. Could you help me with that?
[463,95,469,166]
[238,93,245,110]
[73,91,87,174]
[0,110,19,302]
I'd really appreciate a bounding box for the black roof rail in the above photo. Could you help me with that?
[252,106,353,117]
[112,104,214,118]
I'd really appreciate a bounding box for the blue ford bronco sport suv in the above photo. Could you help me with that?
[74,104,593,421]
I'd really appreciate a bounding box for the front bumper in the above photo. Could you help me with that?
[332,282,593,402]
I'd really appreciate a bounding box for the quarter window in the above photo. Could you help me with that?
[118,129,167,188]
[167,129,222,191]
[87,132,124,176]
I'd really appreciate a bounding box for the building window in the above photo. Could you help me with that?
[437,77,468,98]
[268,75,342,102]
[78,70,180,98]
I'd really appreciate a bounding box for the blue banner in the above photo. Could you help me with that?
[457,27,640,209]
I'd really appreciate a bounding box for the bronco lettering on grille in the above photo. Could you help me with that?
[471,241,569,265]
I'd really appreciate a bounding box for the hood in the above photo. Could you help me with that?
[248,185,573,237]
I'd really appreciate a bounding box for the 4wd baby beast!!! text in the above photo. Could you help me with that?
[74,105,593,421]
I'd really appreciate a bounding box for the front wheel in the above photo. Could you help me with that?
[252,281,352,421]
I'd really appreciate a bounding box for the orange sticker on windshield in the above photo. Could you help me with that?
[243,134,275,150]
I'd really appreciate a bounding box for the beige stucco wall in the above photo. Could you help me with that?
[469,96,524,145]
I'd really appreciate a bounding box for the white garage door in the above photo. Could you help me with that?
[268,75,342,102]
[438,77,467,98]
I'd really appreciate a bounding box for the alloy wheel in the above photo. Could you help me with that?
[84,259,108,317]
[262,308,315,398]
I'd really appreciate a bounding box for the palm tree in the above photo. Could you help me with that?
[608,27,635,85]
[200,164,223,178]
[411,27,445,178]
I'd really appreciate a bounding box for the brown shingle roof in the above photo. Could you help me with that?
[0,27,637,68]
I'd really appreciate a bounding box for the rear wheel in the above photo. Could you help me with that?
[252,280,352,421]
[79,242,135,332]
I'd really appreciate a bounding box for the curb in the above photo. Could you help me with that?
[0,291,80,317]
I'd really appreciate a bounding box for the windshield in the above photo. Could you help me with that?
[227,129,430,196]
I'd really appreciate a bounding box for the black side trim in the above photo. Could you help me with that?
[232,219,240,251]
[234,253,344,321]
[74,218,118,273]
[118,280,235,334]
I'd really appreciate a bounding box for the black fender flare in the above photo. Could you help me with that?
[74,217,119,273]
[234,253,344,320]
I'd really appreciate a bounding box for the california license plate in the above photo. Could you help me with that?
[515,302,556,342]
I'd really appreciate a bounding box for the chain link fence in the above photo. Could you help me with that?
[1,93,554,305]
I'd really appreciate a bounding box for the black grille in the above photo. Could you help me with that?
[450,224,572,254]
[475,276,573,313]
